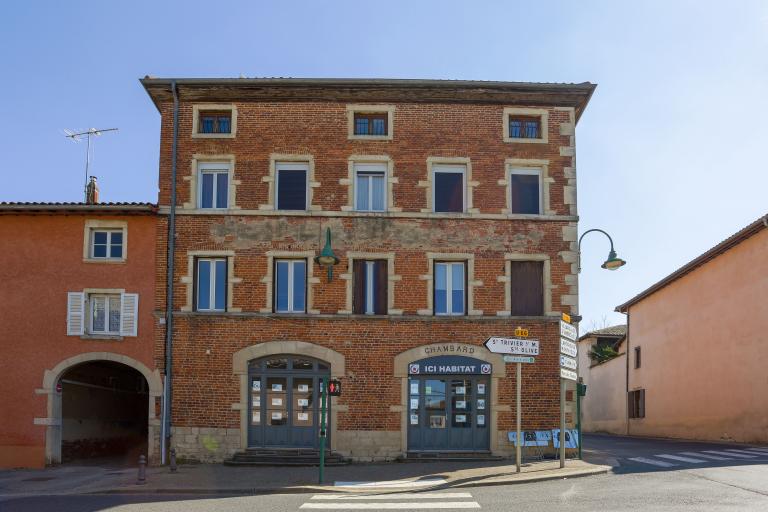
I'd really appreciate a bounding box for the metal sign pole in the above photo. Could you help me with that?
[319,377,327,484]
[559,378,566,468]
[516,362,522,473]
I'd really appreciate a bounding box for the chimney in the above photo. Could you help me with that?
[86,176,99,204]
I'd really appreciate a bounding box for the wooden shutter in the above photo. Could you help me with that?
[352,260,365,314]
[66,292,85,336]
[638,389,645,418]
[120,293,139,337]
[374,260,388,315]
[510,261,544,316]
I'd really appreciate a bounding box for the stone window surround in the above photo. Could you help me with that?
[82,219,128,263]
[417,252,483,316]
[502,107,549,144]
[259,154,321,212]
[78,287,126,339]
[418,157,480,214]
[337,252,402,315]
[347,104,395,141]
[339,155,400,213]
[496,253,557,317]
[498,158,555,216]
[180,250,242,313]
[191,104,237,139]
[260,250,320,314]
[183,154,241,211]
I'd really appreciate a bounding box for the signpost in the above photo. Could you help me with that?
[558,316,578,468]
[318,377,328,484]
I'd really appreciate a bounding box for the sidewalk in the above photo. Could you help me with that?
[0,459,609,496]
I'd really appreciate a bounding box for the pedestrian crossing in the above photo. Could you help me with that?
[300,491,481,509]
[627,447,768,469]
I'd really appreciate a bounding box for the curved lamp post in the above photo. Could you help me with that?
[314,227,340,281]
[577,228,626,273]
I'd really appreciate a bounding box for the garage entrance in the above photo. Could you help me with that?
[59,361,149,464]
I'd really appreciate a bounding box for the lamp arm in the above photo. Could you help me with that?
[577,228,616,273]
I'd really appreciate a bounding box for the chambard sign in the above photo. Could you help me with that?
[484,337,540,356]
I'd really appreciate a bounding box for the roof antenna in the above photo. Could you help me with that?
[63,127,118,202]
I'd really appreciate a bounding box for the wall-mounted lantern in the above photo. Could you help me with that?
[314,227,340,281]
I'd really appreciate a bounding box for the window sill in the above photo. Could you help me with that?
[503,137,547,144]
[192,132,236,139]
[83,258,126,264]
[80,334,124,341]
[348,134,392,141]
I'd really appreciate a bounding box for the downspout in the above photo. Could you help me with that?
[161,80,180,464]
[625,310,630,436]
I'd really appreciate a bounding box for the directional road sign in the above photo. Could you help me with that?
[560,338,578,358]
[560,355,577,370]
[560,368,577,381]
[503,355,535,364]
[559,320,577,341]
[484,337,540,356]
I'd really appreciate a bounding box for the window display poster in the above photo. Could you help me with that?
[252,411,260,424]
[297,412,309,422]
[455,400,466,409]
[456,386,466,395]
[297,398,309,407]
[272,398,283,406]
[477,383,485,395]
[477,399,486,410]
[477,414,485,426]
[430,415,446,428]
[252,380,261,391]
[410,398,419,410]
[298,384,309,393]
[272,383,283,392]
[425,386,432,394]
[272,412,282,420]
[455,414,467,423]
[253,397,261,407]
[410,382,419,395]
[410,414,419,425]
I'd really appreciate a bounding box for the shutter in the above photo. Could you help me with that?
[374,260,388,315]
[627,391,634,419]
[120,293,139,337]
[66,292,85,336]
[510,261,544,316]
[639,389,645,418]
[352,260,365,314]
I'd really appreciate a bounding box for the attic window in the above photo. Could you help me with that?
[199,111,231,134]
[192,104,237,138]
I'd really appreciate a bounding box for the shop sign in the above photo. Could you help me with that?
[484,337,540,355]
[409,355,492,375]
[560,338,578,358]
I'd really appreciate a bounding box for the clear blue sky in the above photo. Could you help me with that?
[2,1,766,329]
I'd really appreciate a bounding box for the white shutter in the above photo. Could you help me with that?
[120,293,139,337]
[67,292,85,336]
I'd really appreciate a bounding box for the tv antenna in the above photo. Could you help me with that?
[63,127,118,202]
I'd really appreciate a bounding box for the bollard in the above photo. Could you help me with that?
[137,454,147,485]
[170,447,177,473]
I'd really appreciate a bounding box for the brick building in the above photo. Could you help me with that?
[0,201,159,468]
[142,78,595,462]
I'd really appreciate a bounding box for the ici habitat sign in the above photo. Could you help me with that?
[409,355,491,375]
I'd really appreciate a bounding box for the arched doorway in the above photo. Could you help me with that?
[247,355,330,449]
[59,361,149,464]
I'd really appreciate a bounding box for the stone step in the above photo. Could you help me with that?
[225,449,348,467]
[400,451,504,463]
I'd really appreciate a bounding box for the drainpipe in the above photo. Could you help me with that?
[161,80,180,464]
[624,310,630,436]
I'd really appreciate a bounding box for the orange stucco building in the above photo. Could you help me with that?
[614,214,768,443]
[0,202,159,468]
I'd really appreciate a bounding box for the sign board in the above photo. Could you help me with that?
[484,337,540,356]
[560,368,577,381]
[560,337,578,358]
[409,356,492,375]
[560,355,577,370]
[561,312,571,324]
[559,320,577,341]
[503,355,535,364]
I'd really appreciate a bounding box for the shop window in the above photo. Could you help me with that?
[198,162,230,209]
[353,260,388,315]
[90,229,123,259]
[510,261,544,316]
[275,259,306,313]
[509,168,542,215]
[635,346,642,369]
[195,258,227,312]
[629,389,645,418]
[433,165,466,213]
[354,163,386,212]
[435,262,466,315]
[276,163,308,211]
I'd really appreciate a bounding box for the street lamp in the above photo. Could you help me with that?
[578,228,626,273]
[314,227,340,281]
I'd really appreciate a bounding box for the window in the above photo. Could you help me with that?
[89,294,121,334]
[354,163,386,212]
[509,116,540,139]
[353,260,387,314]
[276,163,308,211]
[433,165,465,213]
[510,261,544,316]
[199,111,231,134]
[509,168,542,215]
[628,389,645,418]
[354,112,388,136]
[635,346,642,369]
[434,262,465,315]
[275,260,306,313]
[199,163,229,209]
[196,258,227,311]
[90,229,123,259]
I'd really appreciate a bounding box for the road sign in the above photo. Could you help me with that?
[503,355,535,364]
[560,368,577,381]
[484,337,539,355]
[560,355,577,370]
[560,320,577,341]
[560,338,578,358]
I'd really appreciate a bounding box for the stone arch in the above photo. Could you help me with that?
[40,352,163,465]
[232,341,346,452]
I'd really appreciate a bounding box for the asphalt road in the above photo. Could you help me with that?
[3,434,768,511]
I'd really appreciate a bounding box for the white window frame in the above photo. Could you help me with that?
[276,162,310,211]
[434,261,466,316]
[275,259,307,314]
[432,165,467,213]
[196,257,227,312]
[354,163,387,212]
[364,261,376,315]
[508,167,543,215]
[198,162,231,210]
[88,294,121,335]
[90,228,124,260]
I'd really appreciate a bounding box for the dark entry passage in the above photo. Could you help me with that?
[248,356,330,449]
[407,356,491,452]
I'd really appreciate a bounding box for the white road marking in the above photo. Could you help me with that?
[656,454,707,464]
[334,478,447,488]
[300,502,481,509]
[723,449,764,456]
[702,450,756,459]
[743,447,768,454]
[628,457,678,468]
[310,493,474,500]
[680,451,731,461]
